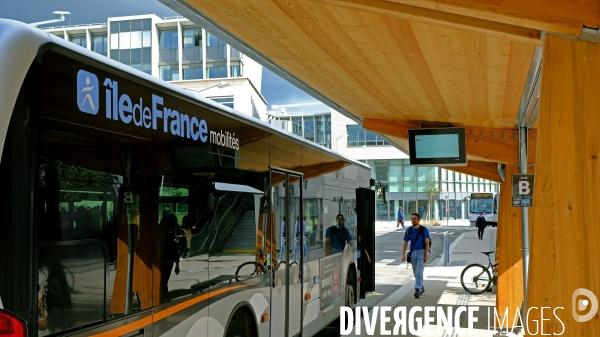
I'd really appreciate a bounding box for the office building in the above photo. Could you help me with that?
[44,14,267,119]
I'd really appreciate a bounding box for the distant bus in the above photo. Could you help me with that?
[468,192,499,227]
[0,20,376,337]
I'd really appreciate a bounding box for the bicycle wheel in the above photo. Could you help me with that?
[235,262,258,281]
[460,263,492,294]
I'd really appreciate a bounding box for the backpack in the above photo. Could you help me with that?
[407,226,432,253]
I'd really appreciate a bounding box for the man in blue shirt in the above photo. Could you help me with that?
[396,206,404,228]
[402,213,430,298]
[325,214,353,256]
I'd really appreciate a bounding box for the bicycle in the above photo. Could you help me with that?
[460,251,498,294]
[235,248,270,281]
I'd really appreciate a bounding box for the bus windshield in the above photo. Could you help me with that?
[469,197,493,214]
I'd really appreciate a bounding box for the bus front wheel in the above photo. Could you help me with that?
[225,319,248,337]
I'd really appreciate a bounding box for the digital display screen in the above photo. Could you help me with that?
[408,128,467,166]
[414,134,460,158]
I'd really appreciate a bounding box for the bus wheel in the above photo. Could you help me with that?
[225,319,248,337]
[345,281,356,309]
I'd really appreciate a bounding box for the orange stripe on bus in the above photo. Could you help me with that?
[89,316,153,337]
[89,284,250,337]
[152,284,250,322]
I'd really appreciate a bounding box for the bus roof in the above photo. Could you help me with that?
[0,19,369,174]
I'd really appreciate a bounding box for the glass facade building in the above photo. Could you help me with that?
[44,15,265,117]
[363,159,499,221]
[347,125,389,146]
[110,19,152,74]
[270,112,332,149]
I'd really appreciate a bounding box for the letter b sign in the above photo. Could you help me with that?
[518,181,530,195]
[512,174,534,207]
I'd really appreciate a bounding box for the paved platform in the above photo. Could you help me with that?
[349,227,508,337]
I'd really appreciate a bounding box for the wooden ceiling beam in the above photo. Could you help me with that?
[441,160,503,183]
[384,0,600,37]
[307,0,542,45]
[363,118,537,165]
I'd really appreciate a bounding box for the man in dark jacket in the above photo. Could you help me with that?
[476,212,487,240]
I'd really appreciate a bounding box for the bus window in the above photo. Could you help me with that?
[156,175,210,301]
[37,160,120,335]
[493,195,498,214]
[38,160,121,244]
[38,242,108,335]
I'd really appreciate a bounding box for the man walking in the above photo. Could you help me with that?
[476,212,487,240]
[396,206,404,228]
[402,213,430,298]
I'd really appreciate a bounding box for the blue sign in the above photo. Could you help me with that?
[77,70,99,115]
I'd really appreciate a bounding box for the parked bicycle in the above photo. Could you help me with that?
[460,251,498,294]
[235,248,270,281]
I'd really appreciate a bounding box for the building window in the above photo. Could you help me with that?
[209,96,234,109]
[324,115,331,148]
[304,117,315,142]
[110,19,152,74]
[182,28,203,62]
[230,61,243,77]
[159,29,179,63]
[183,67,203,80]
[69,34,87,48]
[346,125,389,147]
[91,34,108,56]
[292,117,302,137]
[159,65,180,81]
[207,65,227,79]
[206,32,226,59]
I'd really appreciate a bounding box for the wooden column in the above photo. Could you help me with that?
[527,35,600,335]
[495,164,524,327]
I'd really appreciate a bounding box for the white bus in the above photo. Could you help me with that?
[468,193,499,227]
[0,20,376,337]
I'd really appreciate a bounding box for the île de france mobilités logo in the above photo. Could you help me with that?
[77,69,99,115]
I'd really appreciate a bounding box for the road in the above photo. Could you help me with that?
[314,221,476,336]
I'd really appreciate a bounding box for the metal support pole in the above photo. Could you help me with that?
[446,198,449,227]
[444,231,450,266]
[519,126,530,314]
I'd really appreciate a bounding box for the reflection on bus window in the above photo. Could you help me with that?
[37,160,119,335]
[38,160,121,245]
[156,175,262,302]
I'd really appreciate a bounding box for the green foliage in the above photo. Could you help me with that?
[40,162,119,202]
[423,173,440,222]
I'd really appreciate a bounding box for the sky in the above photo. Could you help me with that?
[0,0,322,111]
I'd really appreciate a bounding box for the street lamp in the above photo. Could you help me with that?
[182,81,230,97]
[29,11,71,27]
[197,81,230,93]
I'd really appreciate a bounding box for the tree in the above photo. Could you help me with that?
[422,173,441,224]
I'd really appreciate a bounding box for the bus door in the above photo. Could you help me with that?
[356,188,375,298]
[270,169,303,337]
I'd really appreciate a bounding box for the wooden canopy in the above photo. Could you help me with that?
[169,0,599,181]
